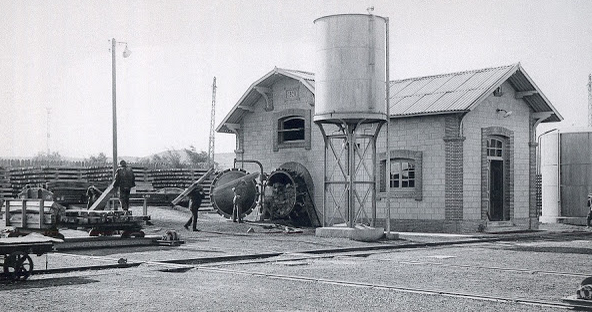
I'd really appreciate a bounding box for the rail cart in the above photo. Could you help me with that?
[0,238,54,282]
[1,198,64,239]
[1,198,149,239]
[60,209,148,238]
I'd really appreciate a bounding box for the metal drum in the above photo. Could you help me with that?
[210,168,258,219]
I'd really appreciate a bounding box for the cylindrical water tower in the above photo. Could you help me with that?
[314,14,388,228]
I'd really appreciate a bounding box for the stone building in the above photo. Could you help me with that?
[217,63,562,233]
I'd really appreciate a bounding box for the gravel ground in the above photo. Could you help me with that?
[1,265,567,312]
[2,205,592,311]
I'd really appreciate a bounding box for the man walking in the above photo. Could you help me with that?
[113,160,136,213]
[184,185,205,231]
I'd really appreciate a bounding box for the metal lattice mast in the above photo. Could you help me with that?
[588,74,592,127]
[208,77,217,166]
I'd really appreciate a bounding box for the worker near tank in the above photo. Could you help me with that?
[262,182,275,221]
[113,160,136,213]
[587,193,592,228]
[184,185,205,231]
[86,185,102,209]
[232,180,248,223]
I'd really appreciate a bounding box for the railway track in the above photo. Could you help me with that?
[197,266,592,311]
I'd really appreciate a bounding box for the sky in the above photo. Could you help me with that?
[1,0,591,159]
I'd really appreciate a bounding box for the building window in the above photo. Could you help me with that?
[273,109,311,151]
[390,160,415,188]
[379,150,422,200]
[278,116,305,143]
[487,138,503,157]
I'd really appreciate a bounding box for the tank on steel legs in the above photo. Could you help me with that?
[313,13,388,228]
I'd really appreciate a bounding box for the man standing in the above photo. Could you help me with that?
[232,180,248,223]
[113,160,135,213]
[184,185,205,231]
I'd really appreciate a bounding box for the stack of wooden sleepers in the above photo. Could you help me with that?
[84,165,149,186]
[60,209,145,227]
[147,168,213,206]
[8,166,85,198]
[46,180,91,206]
[0,167,11,199]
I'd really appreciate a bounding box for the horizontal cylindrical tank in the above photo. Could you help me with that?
[210,168,258,219]
[314,14,387,124]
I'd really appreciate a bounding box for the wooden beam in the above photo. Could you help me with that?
[254,86,273,111]
[515,91,538,99]
[254,86,272,94]
[533,112,552,121]
[226,123,241,132]
[238,105,255,112]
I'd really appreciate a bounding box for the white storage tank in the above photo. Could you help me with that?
[314,14,387,124]
[539,130,559,223]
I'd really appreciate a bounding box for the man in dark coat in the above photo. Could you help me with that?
[113,160,135,213]
[232,180,248,223]
[184,185,205,231]
[86,185,102,209]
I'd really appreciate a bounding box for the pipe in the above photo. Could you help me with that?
[385,17,391,234]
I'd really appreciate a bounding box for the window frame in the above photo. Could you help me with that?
[278,116,306,143]
[378,150,423,200]
[272,108,311,151]
[389,159,416,189]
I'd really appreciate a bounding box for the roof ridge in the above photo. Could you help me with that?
[276,67,315,76]
[391,63,518,83]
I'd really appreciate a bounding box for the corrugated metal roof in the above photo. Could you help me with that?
[217,64,563,133]
[390,64,515,116]
[388,63,562,122]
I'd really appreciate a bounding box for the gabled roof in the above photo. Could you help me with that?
[217,67,315,133]
[389,63,562,121]
[217,63,562,133]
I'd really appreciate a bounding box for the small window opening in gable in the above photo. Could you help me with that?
[278,116,305,143]
[493,86,503,97]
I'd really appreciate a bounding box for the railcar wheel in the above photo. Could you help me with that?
[3,251,33,281]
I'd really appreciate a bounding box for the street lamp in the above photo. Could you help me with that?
[111,38,131,176]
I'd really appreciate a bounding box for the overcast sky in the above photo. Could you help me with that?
[1,0,591,159]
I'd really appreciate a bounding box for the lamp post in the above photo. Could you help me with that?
[111,38,131,176]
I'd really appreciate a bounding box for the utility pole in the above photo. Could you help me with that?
[208,77,217,167]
